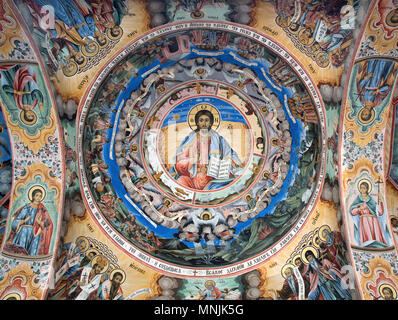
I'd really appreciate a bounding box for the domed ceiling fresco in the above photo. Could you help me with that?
[0,0,397,301]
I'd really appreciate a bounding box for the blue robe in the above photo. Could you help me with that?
[60,244,87,279]
[358,60,395,104]
[307,258,351,300]
[32,0,95,39]
[10,204,41,255]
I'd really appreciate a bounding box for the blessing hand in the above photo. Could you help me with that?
[37,215,45,228]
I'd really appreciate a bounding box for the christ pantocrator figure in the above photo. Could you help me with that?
[169,105,243,191]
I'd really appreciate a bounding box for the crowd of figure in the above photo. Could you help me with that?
[50,237,126,300]
[277,225,352,300]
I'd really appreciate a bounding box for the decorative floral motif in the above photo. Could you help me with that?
[343,132,384,172]
[13,136,62,180]
[0,257,19,281]
[353,250,373,273]
[357,38,398,59]
[30,261,52,289]
[8,40,35,61]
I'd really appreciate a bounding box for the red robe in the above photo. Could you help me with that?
[34,203,53,255]
[13,65,38,111]
[175,134,214,190]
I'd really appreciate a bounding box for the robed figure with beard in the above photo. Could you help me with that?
[99,270,125,300]
[169,108,243,190]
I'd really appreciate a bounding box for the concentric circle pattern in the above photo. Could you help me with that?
[78,22,326,277]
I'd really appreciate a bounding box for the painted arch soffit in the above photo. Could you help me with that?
[0,0,65,301]
[339,0,398,301]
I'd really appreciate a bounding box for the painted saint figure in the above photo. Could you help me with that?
[98,270,125,300]
[303,248,351,300]
[5,187,53,256]
[349,180,389,248]
[198,280,225,300]
[277,264,310,300]
[169,108,243,190]
[59,249,99,298]
[30,0,95,44]
[391,216,398,244]
[1,64,43,126]
[55,237,89,284]
[318,226,346,269]
[375,284,397,300]
[357,59,396,107]
[67,255,108,300]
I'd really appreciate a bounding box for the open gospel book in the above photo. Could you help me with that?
[207,156,232,180]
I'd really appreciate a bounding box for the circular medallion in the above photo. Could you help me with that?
[138,82,267,207]
[357,178,372,194]
[82,40,100,57]
[19,109,37,126]
[358,107,375,124]
[386,8,398,27]
[379,283,397,300]
[78,22,326,278]
[107,25,123,40]
[301,246,319,264]
[110,269,126,284]
[28,185,46,202]
[2,293,21,300]
[281,263,295,279]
